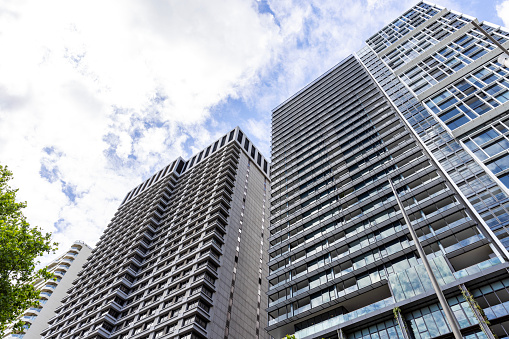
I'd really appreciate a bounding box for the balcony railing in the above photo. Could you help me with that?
[21,315,37,322]
[444,234,485,253]
[293,297,395,338]
[454,257,503,279]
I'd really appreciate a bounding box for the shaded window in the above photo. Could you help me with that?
[162,163,171,176]
[439,107,461,122]
[483,139,509,157]
[176,160,185,174]
[499,173,509,189]
[154,169,163,182]
[438,97,458,110]
[496,91,509,103]
[446,115,469,130]
[473,129,499,145]
[487,154,509,174]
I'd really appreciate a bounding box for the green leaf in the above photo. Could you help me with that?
[0,164,58,336]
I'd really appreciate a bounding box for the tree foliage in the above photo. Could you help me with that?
[0,165,58,335]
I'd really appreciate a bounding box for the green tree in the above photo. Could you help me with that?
[0,165,58,335]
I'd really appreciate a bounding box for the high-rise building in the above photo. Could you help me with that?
[41,127,270,339]
[267,2,509,339]
[4,241,92,339]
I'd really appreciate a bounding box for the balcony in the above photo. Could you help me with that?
[453,257,503,279]
[443,233,485,253]
[21,315,37,322]
[270,153,427,241]
[410,198,460,225]
[294,297,394,338]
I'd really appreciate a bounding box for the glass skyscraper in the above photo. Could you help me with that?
[267,2,509,339]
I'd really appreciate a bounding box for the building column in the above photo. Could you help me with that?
[459,284,496,339]
[393,307,412,339]
[389,178,463,339]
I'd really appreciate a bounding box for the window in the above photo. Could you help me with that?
[472,129,499,145]
[102,322,114,332]
[439,107,461,121]
[484,139,509,157]
[487,154,509,174]
[446,115,469,130]
[171,307,181,318]
[499,173,509,189]
[158,313,169,323]
[496,91,509,103]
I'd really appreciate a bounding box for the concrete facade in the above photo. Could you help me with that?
[4,241,92,339]
[41,127,270,339]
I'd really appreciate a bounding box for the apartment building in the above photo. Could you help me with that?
[41,127,270,339]
[4,241,92,339]
[267,3,509,339]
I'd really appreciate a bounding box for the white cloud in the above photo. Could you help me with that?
[0,0,279,262]
[246,118,271,157]
[0,0,484,267]
[497,0,509,28]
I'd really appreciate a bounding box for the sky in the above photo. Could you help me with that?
[0,0,508,264]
